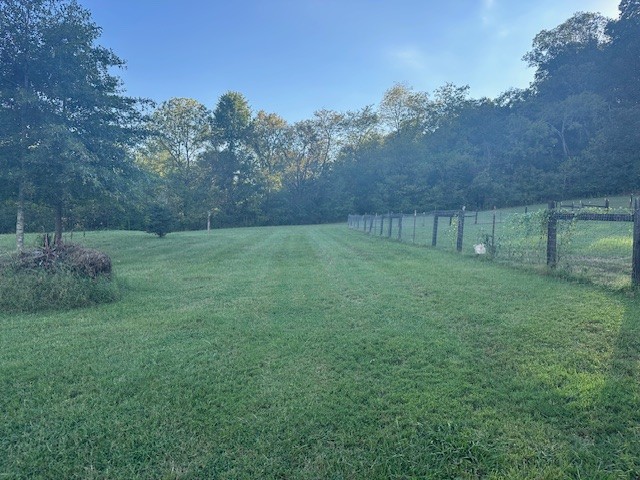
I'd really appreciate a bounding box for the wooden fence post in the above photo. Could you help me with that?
[432,215,439,247]
[632,206,640,286]
[456,208,465,252]
[547,201,557,268]
[492,207,496,248]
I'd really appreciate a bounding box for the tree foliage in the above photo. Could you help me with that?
[2,1,639,233]
[0,0,145,248]
[142,97,211,175]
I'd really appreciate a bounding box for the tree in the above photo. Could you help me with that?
[135,97,212,230]
[340,105,380,151]
[145,202,174,237]
[249,110,289,192]
[379,82,430,135]
[537,92,606,161]
[0,0,145,249]
[212,91,252,153]
[523,12,609,99]
[142,97,211,175]
[428,83,470,132]
[605,0,640,104]
[208,91,256,225]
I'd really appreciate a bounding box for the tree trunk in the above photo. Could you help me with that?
[54,201,63,246]
[16,183,25,253]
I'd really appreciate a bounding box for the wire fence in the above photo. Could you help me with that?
[348,197,640,288]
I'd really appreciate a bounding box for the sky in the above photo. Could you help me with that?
[79,0,621,123]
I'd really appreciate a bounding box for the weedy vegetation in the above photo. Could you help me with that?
[0,236,119,313]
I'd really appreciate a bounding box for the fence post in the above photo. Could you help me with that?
[369,215,375,234]
[387,212,392,238]
[456,207,465,252]
[398,215,403,241]
[379,214,384,236]
[413,210,417,244]
[492,207,496,249]
[632,206,640,286]
[547,201,558,268]
[432,215,439,247]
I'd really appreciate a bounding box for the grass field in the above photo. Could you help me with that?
[2,225,640,478]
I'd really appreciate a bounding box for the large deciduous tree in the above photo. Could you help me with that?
[379,83,430,135]
[249,110,289,192]
[0,0,144,249]
[606,0,640,104]
[523,11,610,99]
[207,91,255,225]
[136,98,212,229]
[142,97,211,175]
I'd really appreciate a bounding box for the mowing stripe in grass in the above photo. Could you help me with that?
[1,225,640,478]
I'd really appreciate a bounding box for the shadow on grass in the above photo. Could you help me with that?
[585,305,640,476]
[446,291,640,478]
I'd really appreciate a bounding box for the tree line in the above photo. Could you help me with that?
[1,0,639,244]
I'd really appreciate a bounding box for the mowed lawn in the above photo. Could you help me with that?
[1,225,640,479]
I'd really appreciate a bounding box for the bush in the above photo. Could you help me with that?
[145,203,174,237]
[0,242,119,313]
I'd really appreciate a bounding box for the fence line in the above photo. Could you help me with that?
[348,200,640,288]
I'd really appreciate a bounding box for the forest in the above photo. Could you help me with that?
[1,0,639,240]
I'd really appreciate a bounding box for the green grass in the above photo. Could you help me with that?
[0,269,120,312]
[2,225,640,478]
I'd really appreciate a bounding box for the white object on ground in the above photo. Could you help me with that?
[473,243,487,255]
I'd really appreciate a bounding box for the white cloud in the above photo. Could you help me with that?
[483,0,496,10]
[385,46,428,71]
[481,0,498,27]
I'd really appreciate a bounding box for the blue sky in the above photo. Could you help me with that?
[80,0,620,123]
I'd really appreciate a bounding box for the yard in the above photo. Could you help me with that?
[1,224,639,478]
